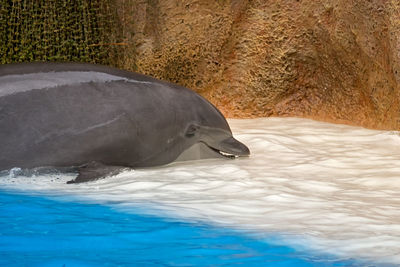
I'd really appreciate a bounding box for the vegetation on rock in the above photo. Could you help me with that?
[0,0,123,65]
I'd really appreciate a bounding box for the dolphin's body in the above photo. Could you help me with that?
[0,63,249,183]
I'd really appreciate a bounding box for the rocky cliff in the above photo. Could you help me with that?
[1,0,399,130]
[116,0,400,130]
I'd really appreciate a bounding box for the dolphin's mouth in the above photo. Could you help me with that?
[205,136,250,159]
[207,146,238,159]
[175,137,250,162]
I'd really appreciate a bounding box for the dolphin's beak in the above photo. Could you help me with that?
[210,136,250,158]
[192,126,250,159]
[176,133,250,162]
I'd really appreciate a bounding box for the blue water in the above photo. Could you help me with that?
[0,190,360,266]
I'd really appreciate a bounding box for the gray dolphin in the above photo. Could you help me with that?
[0,62,249,183]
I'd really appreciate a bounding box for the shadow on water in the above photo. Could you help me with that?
[0,190,362,267]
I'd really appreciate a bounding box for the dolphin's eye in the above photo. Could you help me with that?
[185,124,199,137]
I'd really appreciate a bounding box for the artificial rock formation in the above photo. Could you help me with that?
[1,0,399,129]
[115,0,400,130]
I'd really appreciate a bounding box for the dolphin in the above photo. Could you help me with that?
[0,62,250,183]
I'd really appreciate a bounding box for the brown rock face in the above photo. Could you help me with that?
[115,0,400,130]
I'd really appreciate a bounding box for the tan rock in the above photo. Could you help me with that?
[115,0,400,130]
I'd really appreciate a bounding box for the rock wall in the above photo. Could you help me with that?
[114,0,400,129]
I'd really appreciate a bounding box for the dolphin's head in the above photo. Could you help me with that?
[176,94,250,161]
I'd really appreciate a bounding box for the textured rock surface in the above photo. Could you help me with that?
[116,0,400,129]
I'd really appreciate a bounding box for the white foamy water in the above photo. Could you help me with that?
[1,117,400,265]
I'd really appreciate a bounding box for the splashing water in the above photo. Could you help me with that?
[1,117,399,265]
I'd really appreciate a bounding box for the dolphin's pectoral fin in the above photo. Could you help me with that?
[66,161,127,184]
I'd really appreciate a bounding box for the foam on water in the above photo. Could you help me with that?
[1,117,399,265]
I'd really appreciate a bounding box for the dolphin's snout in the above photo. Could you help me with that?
[199,127,250,158]
[218,136,250,157]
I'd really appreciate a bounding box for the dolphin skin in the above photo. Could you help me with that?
[0,63,249,183]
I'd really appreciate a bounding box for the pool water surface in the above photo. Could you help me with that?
[1,191,358,266]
